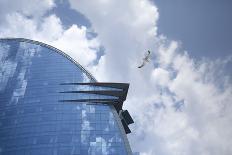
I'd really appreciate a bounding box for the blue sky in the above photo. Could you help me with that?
[0,0,232,155]
[154,0,232,77]
[155,0,232,58]
[51,0,90,28]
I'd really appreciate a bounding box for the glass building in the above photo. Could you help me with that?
[0,38,134,155]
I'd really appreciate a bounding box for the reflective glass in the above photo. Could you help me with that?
[0,39,130,155]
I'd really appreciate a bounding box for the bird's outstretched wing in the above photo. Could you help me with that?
[138,50,151,68]
[138,61,146,68]
[144,50,151,57]
[145,50,151,59]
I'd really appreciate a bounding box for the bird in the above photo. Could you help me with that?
[138,50,151,68]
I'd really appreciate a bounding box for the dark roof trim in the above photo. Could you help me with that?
[59,98,119,103]
[60,90,123,98]
[61,82,129,90]
[60,82,134,134]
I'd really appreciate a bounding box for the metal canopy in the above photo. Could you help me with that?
[59,82,134,134]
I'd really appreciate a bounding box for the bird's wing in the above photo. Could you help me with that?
[138,61,146,68]
[146,50,151,56]
[144,50,151,59]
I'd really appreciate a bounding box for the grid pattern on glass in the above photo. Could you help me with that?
[0,39,129,155]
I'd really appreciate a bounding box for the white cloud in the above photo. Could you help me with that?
[0,1,99,67]
[0,0,55,21]
[151,68,170,87]
[50,25,99,66]
[69,0,232,155]
[157,40,178,67]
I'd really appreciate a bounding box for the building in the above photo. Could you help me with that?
[0,38,134,155]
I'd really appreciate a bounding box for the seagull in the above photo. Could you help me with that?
[138,50,151,68]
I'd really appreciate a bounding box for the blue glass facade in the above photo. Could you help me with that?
[0,39,132,155]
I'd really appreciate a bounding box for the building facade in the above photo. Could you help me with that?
[0,38,133,155]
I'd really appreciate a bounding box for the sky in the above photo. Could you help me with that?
[0,0,232,155]
[155,0,232,58]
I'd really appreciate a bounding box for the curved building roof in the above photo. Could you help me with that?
[0,38,97,82]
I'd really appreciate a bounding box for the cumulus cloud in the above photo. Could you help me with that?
[0,0,55,20]
[68,0,232,155]
[0,0,99,67]
[151,68,170,87]
[51,25,99,66]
